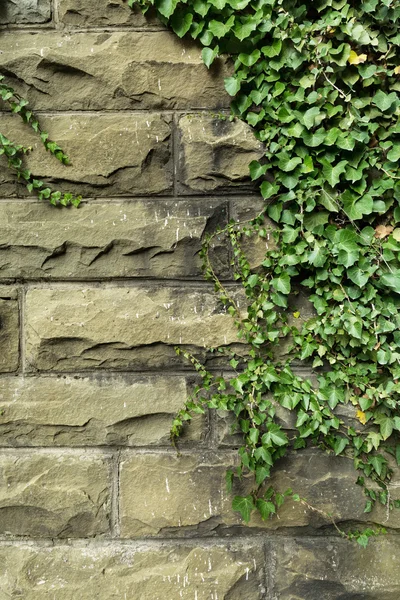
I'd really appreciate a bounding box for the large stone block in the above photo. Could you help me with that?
[120,452,228,537]
[25,286,242,372]
[118,449,400,536]
[0,31,230,110]
[0,114,172,198]
[0,199,228,280]
[178,115,265,194]
[0,286,19,373]
[272,537,400,599]
[57,0,163,28]
[0,452,111,537]
[0,374,203,446]
[0,0,50,24]
[0,543,265,599]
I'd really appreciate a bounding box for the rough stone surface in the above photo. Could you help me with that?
[0,0,50,24]
[0,114,172,198]
[119,452,227,537]
[57,0,163,28]
[272,537,400,599]
[25,286,243,372]
[0,543,265,599]
[0,199,228,279]
[0,31,230,110]
[0,287,19,373]
[119,449,399,536]
[0,375,203,446]
[0,452,111,537]
[178,115,265,194]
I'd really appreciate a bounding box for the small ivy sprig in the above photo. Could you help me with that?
[0,76,81,206]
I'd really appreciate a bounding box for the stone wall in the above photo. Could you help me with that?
[0,1,399,598]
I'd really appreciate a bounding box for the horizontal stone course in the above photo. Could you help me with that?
[0,0,50,24]
[119,449,399,537]
[0,286,19,373]
[0,452,111,537]
[0,374,203,446]
[25,286,242,371]
[57,0,164,28]
[178,114,264,194]
[0,114,172,198]
[0,199,228,279]
[0,31,230,110]
[272,537,400,600]
[0,543,264,599]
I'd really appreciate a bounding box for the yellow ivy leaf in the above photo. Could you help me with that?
[348,51,367,65]
[395,66,400,75]
[293,311,300,319]
[356,410,367,425]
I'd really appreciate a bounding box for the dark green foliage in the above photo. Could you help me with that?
[133,0,400,545]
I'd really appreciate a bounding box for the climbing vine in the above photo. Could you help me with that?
[0,76,81,207]
[131,0,400,545]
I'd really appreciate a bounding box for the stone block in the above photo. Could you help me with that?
[0,114,172,198]
[272,537,400,600]
[0,31,230,110]
[0,543,265,599]
[0,199,228,279]
[0,286,19,372]
[25,286,243,372]
[0,374,203,446]
[57,0,163,28]
[119,452,227,537]
[178,114,265,194]
[0,0,50,24]
[0,452,111,537]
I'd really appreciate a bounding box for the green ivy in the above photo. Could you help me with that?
[0,76,81,207]
[132,0,400,545]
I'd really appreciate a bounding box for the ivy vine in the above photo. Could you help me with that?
[131,0,400,546]
[0,76,81,207]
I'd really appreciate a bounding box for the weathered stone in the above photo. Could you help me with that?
[178,115,265,194]
[0,286,19,373]
[0,543,265,599]
[0,0,50,24]
[0,114,172,198]
[25,286,243,372]
[0,199,228,279]
[0,452,111,537]
[0,374,203,446]
[272,537,400,599]
[57,0,163,28]
[119,452,227,537]
[0,31,230,110]
[222,449,400,531]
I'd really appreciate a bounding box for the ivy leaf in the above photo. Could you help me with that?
[249,160,267,180]
[202,46,219,68]
[347,266,369,288]
[334,436,349,455]
[256,499,276,520]
[238,49,261,66]
[303,107,321,130]
[320,159,347,187]
[272,272,291,295]
[381,272,400,294]
[348,51,367,65]
[170,11,193,37]
[387,145,400,162]
[232,495,254,522]
[372,90,397,112]
[155,0,179,18]
[278,154,302,172]
[303,211,329,232]
[224,76,241,96]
